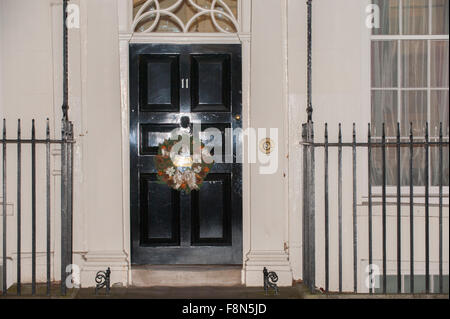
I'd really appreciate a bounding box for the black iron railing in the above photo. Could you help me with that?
[1,119,74,296]
[301,121,449,294]
[1,0,74,297]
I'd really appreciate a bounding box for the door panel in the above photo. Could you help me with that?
[191,54,231,112]
[140,174,180,246]
[191,173,231,245]
[139,54,180,112]
[130,44,242,265]
[199,123,232,163]
[140,124,181,156]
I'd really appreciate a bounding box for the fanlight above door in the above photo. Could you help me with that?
[132,0,239,33]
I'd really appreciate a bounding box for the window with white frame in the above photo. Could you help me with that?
[371,0,449,187]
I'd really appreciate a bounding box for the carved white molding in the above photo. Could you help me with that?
[132,0,240,33]
[244,250,293,286]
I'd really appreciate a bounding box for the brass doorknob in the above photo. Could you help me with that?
[235,115,241,120]
[259,138,274,154]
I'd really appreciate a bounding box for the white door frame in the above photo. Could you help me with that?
[117,0,252,285]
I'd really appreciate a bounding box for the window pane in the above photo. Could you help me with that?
[373,0,400,35]
[431,41,449,88]
[430,90,449,186]
[403,0,429,35]
[400,145,427,186]
[432,0,449,35]
[431,144,450,185]
[371,146,399,186]
[402,40,427,88]
[401,91,427,186]
[372,41,398,88]
[430,90,450,136]
[371,90,399,136]
[371,90,398,186]
[401,90,428,135]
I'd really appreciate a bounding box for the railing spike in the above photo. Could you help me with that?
[438,122,443,293]
[2,118,6,296]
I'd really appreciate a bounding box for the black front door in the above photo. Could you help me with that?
[130,44,242,265]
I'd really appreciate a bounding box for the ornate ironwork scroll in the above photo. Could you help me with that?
[263,267,279,295]
[95,267,111,295]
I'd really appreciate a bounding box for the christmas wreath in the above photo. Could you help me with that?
[154,134,214,193]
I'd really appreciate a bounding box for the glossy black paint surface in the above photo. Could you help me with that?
[139,54,180,112]
[130,44,242,265]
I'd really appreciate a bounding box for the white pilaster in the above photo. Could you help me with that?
[243,0,293,287]
[78,0,129,287]
[118,34,132,288]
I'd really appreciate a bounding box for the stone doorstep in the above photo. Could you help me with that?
[131,265,243,287]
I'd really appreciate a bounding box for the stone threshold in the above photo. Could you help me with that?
[131,265,243,287]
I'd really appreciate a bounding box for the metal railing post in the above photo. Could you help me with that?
[324,124,329,292]
[302,124,309,289]
[31,120,36,296]
[46,119,51,296]
[67,122,74,272]
[368,124,373,294]
[16,120,21,296]
[307,122,315,292]
[302,122,315,292]
[338,124,342,293]
[60,0,73,296]
[60,120,68,296]
[2,120,6,296]
[60,119,74,296]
